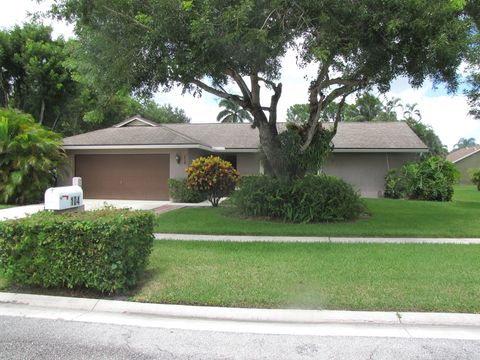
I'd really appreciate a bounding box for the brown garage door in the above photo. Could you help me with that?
[75,154,170,200]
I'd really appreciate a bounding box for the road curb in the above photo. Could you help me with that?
[154,233,480,244]
[1,292,480,328]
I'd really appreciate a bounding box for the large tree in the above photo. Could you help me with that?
[54,0,471,177]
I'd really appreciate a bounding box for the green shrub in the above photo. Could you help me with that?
[0,209,154,293]
[232,175,365,223]
[187,155,240,207]
[384,156,459,201]
[384,169,407,199]
[470,169,480,191]
[168,178,207,203]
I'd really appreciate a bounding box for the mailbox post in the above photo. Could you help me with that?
[44,186,84,213]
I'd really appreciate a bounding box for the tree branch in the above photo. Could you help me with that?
[226,69,252,105]
[191,79,246,107]
[100,5,153,31]
[268,83,282,125]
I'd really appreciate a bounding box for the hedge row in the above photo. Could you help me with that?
[0,209,154,293]
[232,175,365,223]
[168,178,207,203]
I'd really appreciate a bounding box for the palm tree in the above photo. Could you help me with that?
[453,137,477,150]
[0,108,65,204]
[403,103,422,121]
[216,99,252,123]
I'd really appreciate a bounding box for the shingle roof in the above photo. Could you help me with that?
[446,145,480,163]
[63,120,427,152]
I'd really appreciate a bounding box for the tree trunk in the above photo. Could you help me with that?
[39,99,45,125]
[255,116,287,178]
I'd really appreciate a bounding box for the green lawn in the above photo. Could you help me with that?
[154,185,480,237]
[2,231,480,312]
[0,205,13,210]
[129,241,480,312]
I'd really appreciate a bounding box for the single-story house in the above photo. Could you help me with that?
[61,116,428,199]
[446,145,480,184]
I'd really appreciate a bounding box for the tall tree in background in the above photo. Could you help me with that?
[403,103,422,122]
[216,99,252,123]
[54,0,471,177]
[0,23,75,127]
[453,137,477,150]
[286,93,399,123]
[0,24,190,135]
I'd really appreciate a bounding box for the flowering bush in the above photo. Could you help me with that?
[186,156,240,206]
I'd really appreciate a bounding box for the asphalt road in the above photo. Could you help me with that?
[1,316,480,360]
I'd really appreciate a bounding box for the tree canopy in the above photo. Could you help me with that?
[54,0,473,176]
[0,23,190,135]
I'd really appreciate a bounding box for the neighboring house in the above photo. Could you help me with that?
[61,116,427,200]
[446,145,480,184]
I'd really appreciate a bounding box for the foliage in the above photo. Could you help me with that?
[233,175,364,223]
[168,178,207,203]
[405,118,447,158]
[274,124,334,179]
[54,0,472,178]
[0,23,76,126]
[0,209,154,293]
[0,24,189,135]
[216,99,252,123]
[286,93,401,124]
[186,156,240,207]
[384,157,459,201]
[470,169,480,190]
[453,137,477,150]
[384,169,408,199]
[343,93,397,122]
[140,101,190,124]
[0,108,65,205]
[465,0,480,118]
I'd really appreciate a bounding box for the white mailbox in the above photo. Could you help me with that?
[44,186,84,211]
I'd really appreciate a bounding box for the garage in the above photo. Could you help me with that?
[75,154,170,200]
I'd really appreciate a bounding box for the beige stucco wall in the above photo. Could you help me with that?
[237,153,261,175]
[454,152,480,184]
[61,148,419,198]
[323,152,418,197]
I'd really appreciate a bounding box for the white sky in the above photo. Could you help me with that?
[2,0,479,150]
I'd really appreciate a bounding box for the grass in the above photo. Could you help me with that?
[129,241,480,312]
[0,205,13,210]
[154,185,480,237]
[2,241,479,312]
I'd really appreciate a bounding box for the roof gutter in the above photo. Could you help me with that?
[63,144,213,151]
[64,144,428,154]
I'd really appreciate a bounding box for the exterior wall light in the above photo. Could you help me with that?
[175,154,181,164]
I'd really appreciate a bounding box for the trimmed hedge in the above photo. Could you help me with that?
[0,209,154,293]
[232,175,365,223]
[168,178,207,203]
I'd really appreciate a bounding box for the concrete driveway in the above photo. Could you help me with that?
[0,199,169,221]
